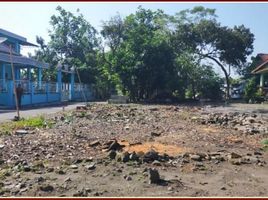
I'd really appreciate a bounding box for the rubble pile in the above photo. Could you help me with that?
[198,112,268,135]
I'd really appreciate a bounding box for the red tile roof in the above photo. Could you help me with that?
[252,53,268,74]
[258,54,268,62]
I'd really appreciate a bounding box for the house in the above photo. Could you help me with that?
[0,28,92,108]
[230,80,246,99]
[251,53,268,96]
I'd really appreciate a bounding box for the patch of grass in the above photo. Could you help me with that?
[261,139,268,151]
[0,116,53,136]
[0,168,12,179]
[261,139,268,145]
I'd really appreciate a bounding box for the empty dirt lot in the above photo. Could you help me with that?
[0,103,267,197]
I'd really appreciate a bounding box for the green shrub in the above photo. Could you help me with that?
[244,77,264,103]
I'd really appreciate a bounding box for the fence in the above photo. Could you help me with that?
[14,80,31,94]
[0,79,93,107]
[0,79,7,92]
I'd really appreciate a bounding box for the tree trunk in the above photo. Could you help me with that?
[192,83,196,100]
[204,55,230,101]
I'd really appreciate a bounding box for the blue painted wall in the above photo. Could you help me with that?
[0,66,92,108]
[0,92,8,106]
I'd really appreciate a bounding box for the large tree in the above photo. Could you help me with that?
[32,36,58,81]
[176,52,223,100]
[100,7,179,101]
[172,6,254,100]
[35,6,100,84]
[100,14,125,95]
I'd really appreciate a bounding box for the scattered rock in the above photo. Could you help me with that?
[221,187,227,190]
[228,152,242,160]
[70,164,78,169]
[129,152,139,161]
[89,140,101,147]
[64,177,71,182]
[85,157,94,162]
[195,162,204,167]
[143,150,159,163]
[116,152,130,162]
[23,166,31,172]
[241,156,259,164]
[254,151,262,156]
[73,187,89,197]
[108,150,117,159]
[190,154,202,161]
[46,167,54,172]
[85,163,96,170]
[15,130,29,135]
[56,169,66,175]
[152,160,161,166]
[104,140,122,151]
[148,168,160,184]
[122,152,130,162]
[200,182,208,185]
[19,188,28,193]
[200,112,267,135]
[93,192,102,196]
[73,159,83,164]
[229,159,241,165]
[40,184,54,192]
[151,132,161,137]
[35,176,45,183]
[124,175,132,181]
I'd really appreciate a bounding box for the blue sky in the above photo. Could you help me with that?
[0,2,267,76]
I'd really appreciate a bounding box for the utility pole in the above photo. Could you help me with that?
[74,66,87,103]
[9,45,20,119]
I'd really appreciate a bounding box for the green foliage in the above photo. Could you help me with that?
[244,77,263,103]
[31,6,254,102]
[34,6,99,84]
[172,6,254,99]
[0,116,53,135]
[101,7,181,101]
[175,52,223,100]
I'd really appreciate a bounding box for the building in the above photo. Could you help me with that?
[230,80,246,99]
[0,28,92,108]
[251,53,268,96]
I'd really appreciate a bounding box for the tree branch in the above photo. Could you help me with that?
[198,53,230,100]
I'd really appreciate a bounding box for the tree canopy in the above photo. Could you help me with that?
[33,6,255,102]
[171,7,254,100]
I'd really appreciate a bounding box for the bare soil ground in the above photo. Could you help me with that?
[0,103,267,197]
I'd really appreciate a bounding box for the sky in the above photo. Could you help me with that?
[0,2,268,76]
